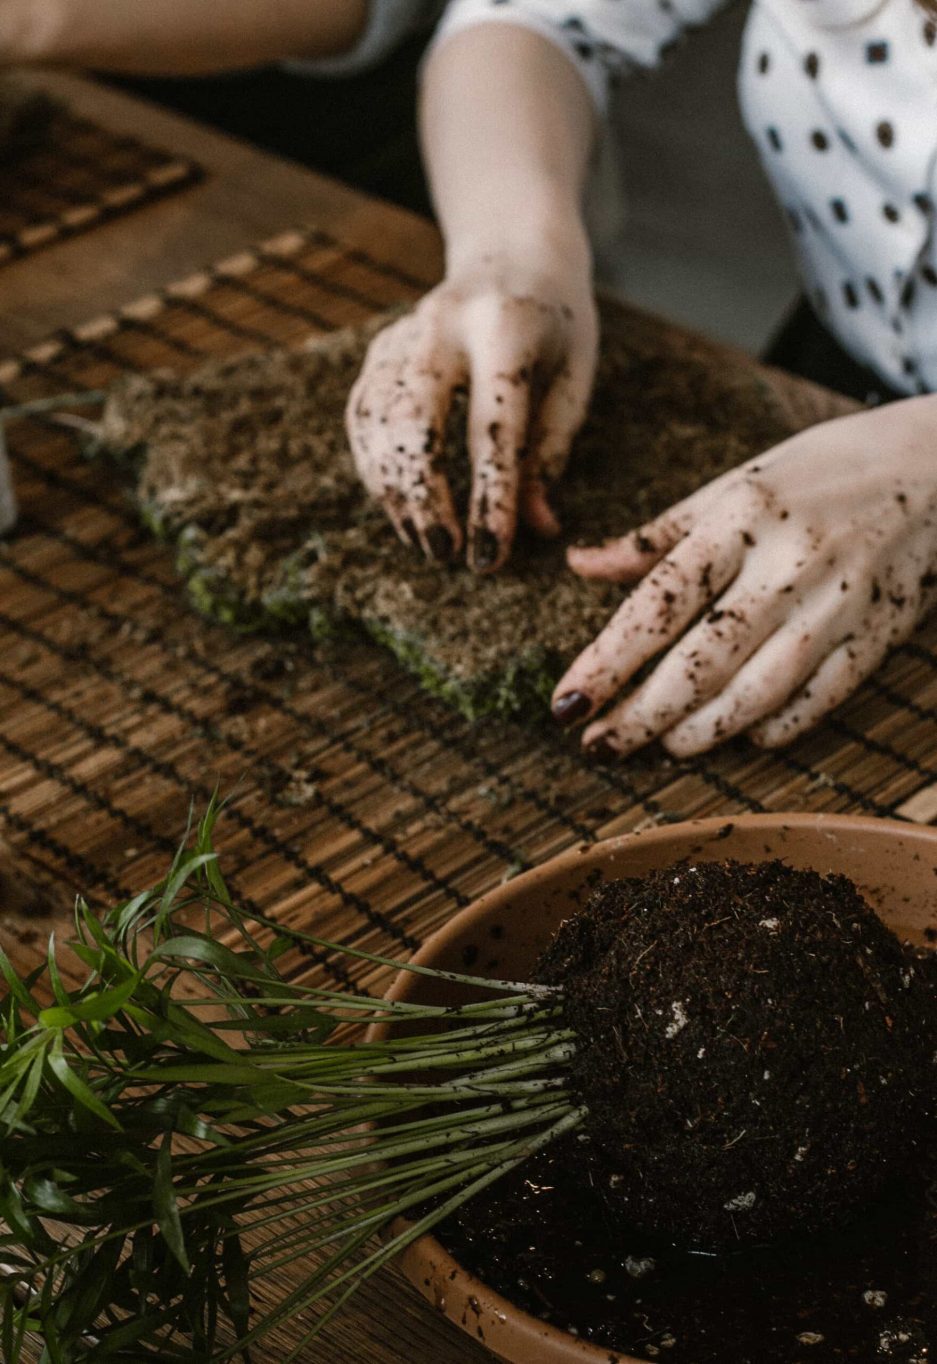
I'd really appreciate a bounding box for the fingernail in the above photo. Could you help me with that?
[471,527,500,572]
[585,736,618,764]
[552,691,591,725]
[401,517,421,551]
[426,524,455,563]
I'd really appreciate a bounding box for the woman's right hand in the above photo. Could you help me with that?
[345,242,598,573]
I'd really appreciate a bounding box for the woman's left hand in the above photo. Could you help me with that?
[552,397,937,757]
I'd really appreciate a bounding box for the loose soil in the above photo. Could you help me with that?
[440,862,936,1362]
[98,299,852,718]
[441,1133,935,1363]
[537,860,935,1247]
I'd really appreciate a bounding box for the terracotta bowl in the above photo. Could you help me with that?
[378,812,937,1364]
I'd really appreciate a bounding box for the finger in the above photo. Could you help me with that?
[566,502,699,584]
[580,576,791,756]
[464,335,536,573]
[346,318,465,561]
[748,627,892,749]
[552,529,744,729]
[520,328,598,538]
[661,587,856,757]
[567,464,742,583]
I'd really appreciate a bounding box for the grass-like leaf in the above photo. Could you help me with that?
[0,807,580,1359]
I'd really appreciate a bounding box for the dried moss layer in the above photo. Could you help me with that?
[99,300,851,719]
[537,860,935,1249]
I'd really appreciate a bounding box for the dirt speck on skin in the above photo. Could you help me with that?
[98,301,854,719]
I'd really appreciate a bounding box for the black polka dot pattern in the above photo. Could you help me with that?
[456,0,937,396]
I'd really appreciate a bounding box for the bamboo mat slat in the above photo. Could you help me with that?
[0,109,202,265]
[3,222,937,1360]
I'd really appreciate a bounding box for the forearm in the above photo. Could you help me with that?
[2,0,367,74]
[419,23,596,278]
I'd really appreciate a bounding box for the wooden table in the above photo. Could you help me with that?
[0,68,443,355]
[2,68,936,1364]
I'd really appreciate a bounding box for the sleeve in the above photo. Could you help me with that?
[287,0,439,77]
[429,0,729,112]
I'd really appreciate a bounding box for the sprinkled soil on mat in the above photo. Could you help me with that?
[99,299,852,718]
[440,860,936,1361]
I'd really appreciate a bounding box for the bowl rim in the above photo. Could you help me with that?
[378,811,937,1364]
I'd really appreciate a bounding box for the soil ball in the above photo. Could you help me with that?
[536,860,935,1248]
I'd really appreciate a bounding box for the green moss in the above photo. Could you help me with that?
[363,616,557,721]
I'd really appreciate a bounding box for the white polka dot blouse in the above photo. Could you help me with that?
[302,0,937,395]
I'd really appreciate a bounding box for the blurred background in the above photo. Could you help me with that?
[107,1,796,355]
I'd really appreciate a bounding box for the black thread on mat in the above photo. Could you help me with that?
[899,639,937,672]
[80,500,596,845]
[107,314,206,360]
[678,757,766,814]
[169,295,295,349]
[256,248,420,315]
[0,731,181,855]
[0,168,202,264]
[0,800,127,901]
[214,272,338,333]
[0,572,420,951]
[10,511,557,862]
[5,242,885,843]
[866,674,937,727]
[0,554,485,912]
[0,288,871,842]
[0,613,431,959]
[824,715,937,791]
[0,651,360,991]
[12,469,594,848]
[302,226,436,293]
[768,749,894,817]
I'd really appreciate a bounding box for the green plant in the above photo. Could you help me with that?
[0,801,581,1361]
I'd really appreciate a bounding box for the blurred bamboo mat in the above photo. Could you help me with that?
[3,223,937,1360]
[0,109,202,265]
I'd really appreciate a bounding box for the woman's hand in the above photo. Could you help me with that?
[345,244,597,572]
[552,398,937,756]
[346,20,598,573]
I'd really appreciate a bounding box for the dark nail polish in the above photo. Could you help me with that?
[585,736,618,764]
[426,524,455,563]
[471,527,500,571]
[552,691,591,725]
[401,517,421,550]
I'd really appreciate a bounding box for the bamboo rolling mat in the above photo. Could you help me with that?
[0,109,202,265]
[3,222,937,1360]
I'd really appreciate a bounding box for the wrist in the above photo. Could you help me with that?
[445,199,592,295]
